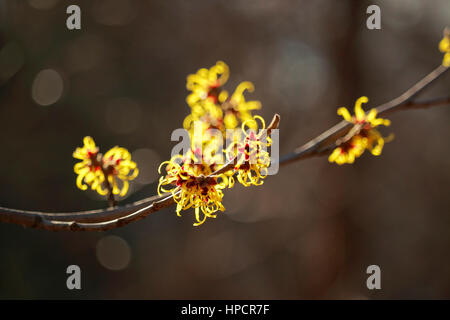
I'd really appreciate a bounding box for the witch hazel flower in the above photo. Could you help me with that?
[329,96,393,165]
[157,150,229,226]
[73,136,138,199]
[226,115,272,187]
[439,28,450,67]
[183,61,261,133]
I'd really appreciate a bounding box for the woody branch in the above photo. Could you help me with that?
[0,64,448,231]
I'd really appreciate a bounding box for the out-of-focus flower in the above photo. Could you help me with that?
[186,61,229,107]
[336,96,391,128]
[103,147,139,196]
[329,96,392,165]
[73,136,106,194]
[328,135,366,165]
[157,150,229,226]
[439,28,450,67]
[221,82,261,130]
[73,136,138,197]
[184,61,261,132]
[227,116,271,187]
[183,100,224,133]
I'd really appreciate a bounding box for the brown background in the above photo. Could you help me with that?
[0,0,449,299]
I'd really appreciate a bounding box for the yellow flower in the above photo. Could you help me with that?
[329,96,392,165]
[184,62,261,133]
[439,28,450,67]
[221,81,262,130]
[157,151,229,226]
[161,62,277,226]
[328,135,366,165]
[73,136,138,197]
[103,147,139,196]
[186,61,229,107]
[183,100,224,132]
[227,116,271,187]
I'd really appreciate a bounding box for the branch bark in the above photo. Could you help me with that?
[0,115,281,231]
[0,65,448,231]
[279,65,449,165]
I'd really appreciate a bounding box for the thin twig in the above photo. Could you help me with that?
[0,193,169,223]
[4,193,177,232]
[279,65,449,165]
[266,113,281,136]
[100,166,116,208]
[0,64,447,230]
[0,115,281,231]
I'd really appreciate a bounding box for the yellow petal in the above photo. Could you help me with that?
[366,109,377,122]
[120,180,129,197]
[439,37,450,53]
[224,113,238,129]
[337,107,352,121]
[443,52,450,67]
[83,136,96,150]
[354,96,368,121]
[76,172,88,190]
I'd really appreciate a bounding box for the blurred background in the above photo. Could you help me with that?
[0,0,449,299]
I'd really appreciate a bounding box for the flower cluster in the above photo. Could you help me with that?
[329,96,392,165]
[158,61,275,226]
[73,136,138,198]
[439,28,450,67]
[183,61,261,135]
[158,151,228,226]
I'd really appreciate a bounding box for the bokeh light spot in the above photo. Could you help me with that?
[96,235,131,271]
[31,69,64,106]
